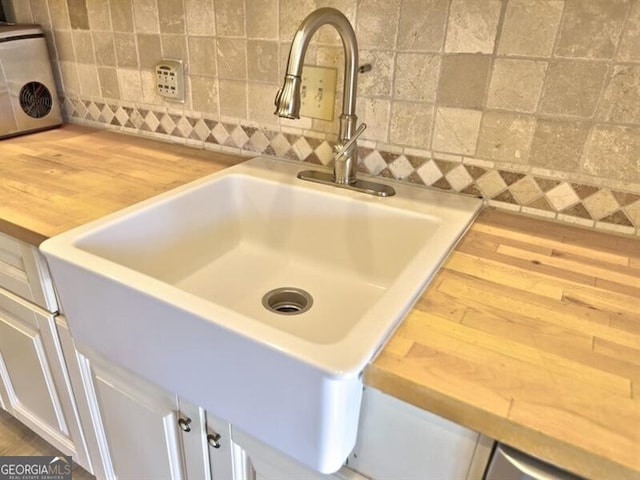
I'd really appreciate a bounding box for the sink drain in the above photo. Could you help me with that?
[262,287,313,315]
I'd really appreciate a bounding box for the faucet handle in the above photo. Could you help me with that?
[334,123,367,162]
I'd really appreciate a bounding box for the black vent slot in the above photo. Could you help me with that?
[19,81,53,118]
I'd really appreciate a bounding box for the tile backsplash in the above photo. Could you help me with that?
[6,0,640,235]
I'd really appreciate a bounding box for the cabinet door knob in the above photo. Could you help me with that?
[178,417,192,432]
[207,432,221,449]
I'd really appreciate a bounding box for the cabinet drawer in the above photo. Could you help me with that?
[0,231,58,312]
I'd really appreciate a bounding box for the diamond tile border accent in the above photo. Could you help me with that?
[62,95,640,236]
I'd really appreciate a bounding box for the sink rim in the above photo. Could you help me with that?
[41,156,482,377]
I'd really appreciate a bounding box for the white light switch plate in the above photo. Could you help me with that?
[300,65,337,121]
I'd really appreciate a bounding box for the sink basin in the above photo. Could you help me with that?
[41,156,482,472]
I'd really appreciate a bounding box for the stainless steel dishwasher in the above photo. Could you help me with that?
[484,444,584,480]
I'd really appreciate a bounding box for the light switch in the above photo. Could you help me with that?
[300,65,337,121]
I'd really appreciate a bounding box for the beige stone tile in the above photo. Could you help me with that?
[315,46,340,68]
[445,164,473,191]
[477,112,535,164]
[48,0,70,29]
[509,176,543,205]
[545,183,579,211]
[444,0,502,54]
[133,0,159,34]
[394,53,440,102]
[188,36,217,77]
[217,38,247,80]
[140,70,164,106]
[314,0,356,44]
[359,50,394,97]
[67,0,89,29]
[356,0,401,50]
[114,33,137,68]
[248,82,279,125]
[92,32,116,66]
[158,0,185,34]
[109,0,134,32]
[397,0,448,52]
[86,0,110,31]
[279,0,315,40]
[437,54,491,108]
[116,68,142,102]
[432,107,482,155]
[30,2,52,32]
[389,156,416,180]
[185,0,215,35]
[28,0,52,31]
[529,119,589,171]
[192,75,221,116]
[618,0,640,62]
[247,40,279,83]
[555,0,629,59]
[597,65,640,124]
[355,98,390,142]
[54,30,75,62]
[389,101,433,148]
[97,67,120,99]
[77,64,100,97]
[583,190,621,220]
[361,150,387,176]
[137,34,162,70]
[539,61,608,118]
[161,35,187,61]
[582,125,640,183]
[12,1,32,23]
[59,61,80,95]
[486,59,547,113]
[214,0,245,37]
[497,0,563,57]
[624,200,640,228]
[476,169,507,197]
[416,160,443,185]
[73,30,95,63]
[218,79,246,118]
[246,0,278,39]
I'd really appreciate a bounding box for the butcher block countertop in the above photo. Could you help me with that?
[2,125,639,480]
[1,125,246,245]
[367,210,640,480]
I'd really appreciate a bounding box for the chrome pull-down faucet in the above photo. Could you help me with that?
[274,8,395,197]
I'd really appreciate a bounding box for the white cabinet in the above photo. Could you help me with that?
[69,345,367,480]
[0,231,58,311]
[0,232,90,470]
[347,387,493,480]
[61,342,492,480]
[71,350,242,480]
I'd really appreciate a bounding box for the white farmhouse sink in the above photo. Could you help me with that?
[41,156,482,472]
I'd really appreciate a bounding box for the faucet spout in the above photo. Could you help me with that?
[275,8,360,185]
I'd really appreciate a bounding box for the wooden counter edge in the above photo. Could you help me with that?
[0,218,48,246]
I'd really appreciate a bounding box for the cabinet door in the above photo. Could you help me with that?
[87,357,188,480]
[204,409,245,480]
[0,287,83,462]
